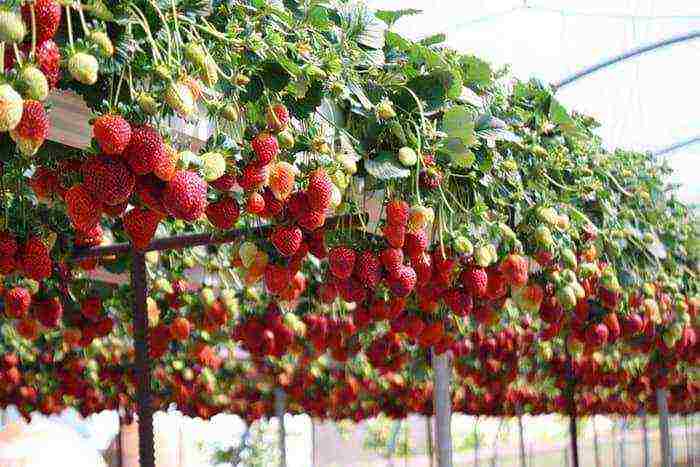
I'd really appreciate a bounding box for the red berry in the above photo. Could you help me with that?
[11,100,50,155]
[328,246,356,280]
[210,173,237,191]
[298,209,326,232]
[461,267,488,299]
[20,237,52,281]
[82,155,135,206]
[0,232,18,257]
[404,230,428,257]
[383,223,405,249]
[238,163,269,192]
[123,208,161,250]
[123,125,167,175]
[35,40,61,88]
[206,196,240,230]
[251,132,279,166]
[354,251,381,289]
[5,287,31,319]
[35,297,63,328]
[22,0,61,42]
[64,184,102,233]
[266,104,290,132]
[163,170,208,222]
[170,317,191,341]
[246,192,265,214]
[389,265,417,297]
[307,169,333,212]
[386,199,409,226]
[270,225,302,257]
[93,114,132,155]
[380,247,404,273]
[264,264,291,295]
[500,253,529,287]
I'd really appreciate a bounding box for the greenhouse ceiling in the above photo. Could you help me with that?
[368,0,700,203]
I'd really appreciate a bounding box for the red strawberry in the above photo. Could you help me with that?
[210,173,237,191]
[461,267,488,299]
[251,132,279,166]
[354,251,381,289]
[123,208,161,250]
[238,163,269,192]
[266,104,290,132]
[35,297,63,328]
[163,170,208,222]
[29,167,59,201]
[380,247,404,274]
[260,188,284,219]
[404,230,427,257]
[386,199,409,226]
[328,246,356,279]
[82,155,135,206]
[264,264,291,295]
[123,125,167,175]
[298,209,326,232]
[35,40,61,88]
[0,232,18,257]
[64,184,102,232]
[246,192,265,214]
[206,196,240,229]
[443,289,473,316]
[20,237,52,281]
[74,224,103,248]
[136,174,168,216]
[271,225,302,257]
[93,114,132,155]
[389,265,417,297]
[499,253,528,287]
[10,100,50,156]
[5,287,31,319]
[319,281,338,303]
[420,168,442,190]
[411,252,433,284]
[383,223,405,249]
[170,317,191,341]
[22,0,61,42]
[307,169,332,212]
[0,256,16,274]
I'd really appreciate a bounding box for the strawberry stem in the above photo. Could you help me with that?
[12,43,23,67]
[29,4,36,60]
[75,1,91,37]
[0,42,5,72]
[65,5,74,48]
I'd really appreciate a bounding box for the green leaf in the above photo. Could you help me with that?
[459,55,494,90]
[365,152,410,179]
[420,33,446,47]
[442,106,476,146]
[445,139,475,168]
[375,9,422,27]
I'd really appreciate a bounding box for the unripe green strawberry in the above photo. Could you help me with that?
[221,103,239,122]
[68,52,99,85]
[277,130,295,149]
[200,287,216,307]
[200,152,227,181]
[498,223,516,241]
[600,268,619,291]
[557,285,577,310]
[184,43,207,67]
[165,81,196,118]
[534,225,553,247]
[578,262,599,279]
[454,236,473,255]
[82,0,114,20]
[0,9,26,44]
[18,66,49,101]
[536,207,558,225]
[137,93,159,115]
[474,245,492,267]
[376,99,396,119]
[642,232,655,244]
[398,146,417,166]
[201,55,218,87]
[336,152,357,174]
[561,269,576,284]
[0,84,24,132]
[172,360,184,371]
[561,248,577,269]
[153,277,173,294]
[88,31,114,57]
[570,281,585,300]
[145,251,159,265]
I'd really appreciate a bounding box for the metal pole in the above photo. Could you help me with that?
[620,418,627,467]
[642,411,650,467]
[311,419,317,467]
[131,250,154,467]
[686,416,692,467]
[553,30,700,89]
[426,416,435,467]
[275,388,287,467]
[569,415,579,467]
[518,414,526,467]
[592,415,601,467]
[433,350,453,467]
[653,135,700,157]
[657,389,672,467]
[474,419,481,467]
[117,420,124,467]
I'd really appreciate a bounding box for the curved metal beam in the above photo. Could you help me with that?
[653,135,700,157]
[553,30,700,90]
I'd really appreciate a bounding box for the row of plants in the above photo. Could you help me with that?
[0,0,696,423]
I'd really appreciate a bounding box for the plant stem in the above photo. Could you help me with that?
[12,43,23,67]
[75,1,91,37]
[29,4,36,60]
[65,5,75,48]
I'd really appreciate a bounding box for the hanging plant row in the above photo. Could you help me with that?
[0,0,696,423]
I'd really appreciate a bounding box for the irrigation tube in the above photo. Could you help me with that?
[553,30,700,90]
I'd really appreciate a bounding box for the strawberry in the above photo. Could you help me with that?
[271,225,302,257]
[461,267,488,299]
[386,199,409,226]
[251,132,279,166]
[328,246,356,279]
[0,232,18,257]
[206,196,240,230]
[18,65,49,101]
[238,163,269,192]
[354,251,381,289]
[264,264,291,295]
[64,184,102,233]
[82,155,135,206]
[260,188,284,219]
[154,144,179,182]
[35,40,61,88]
[246,192,265,214]
[286,191,308,220]
[123,125,167,175]
[123,207,161,250]
[0,9,26,44]
[443,289,473,316]
[383,223,405,248]
[68,51,99,85]
[29,167,59,201]
[5,287,31,319]
[35,296,62,328]
[136,174,168,216]
[500,253,528,287]
[411,252,433,284]
[403,229,427,257]
[74,224,103,248]
[319,281,338,303]
[307,169,332,212]
[266,103,290,132]
[170,317,191,341]
[163,170,208,222]
[10,100,50,156]
[419,168,443,190]
[297,209,326,232]
[210,173,237,192]
[389,265,417,297]
[93,114,131,155]
[380,247,404,274]
[20,237,52,281]
[22,0,61,42]
[0,256,16,274]
[269,161,296,201]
